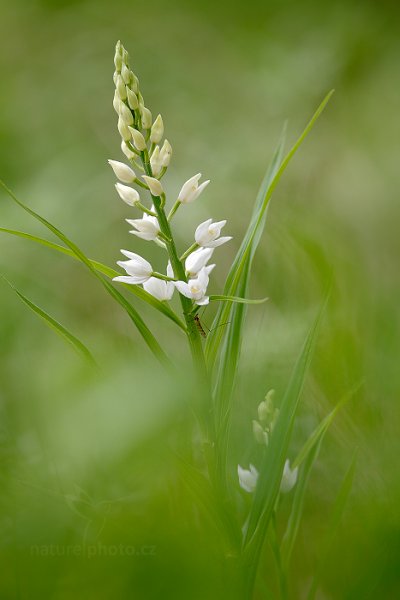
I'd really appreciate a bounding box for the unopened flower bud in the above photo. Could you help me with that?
[131,74,139,94]
[280,460,298,494]
[118,117,131,142]
[150,114,164,144]
[141,106,152,129]
[252,420,268,445]
[126,88,139,110]
[113,90,121,114]
[121,64,131,85]
[115,183,140,207]
[114,42,123,71]
[121,140,136,160]
[122,48,129,66]
[258,389,275,424]
[115,75,127,101]
[108,159,136,183]
[150,146,162,177]
[160,139,172,167]
[129,127,147,151]
[119,102,134,126]
[142,176,164,197]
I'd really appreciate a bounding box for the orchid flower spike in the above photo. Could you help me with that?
[195,219,232,248]
[115,183,140,207]
[126,209,160,241]
[174,265,214,306]
[143,262,174,301]
[280,460,298,494]
[238,464,259,493]
[113,250,153,284]
[178,173,210,204]
[185,247,214,277]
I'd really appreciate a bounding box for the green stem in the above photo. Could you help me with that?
[167,199,181,221]
[151,272,175,282]
[180,242,199,261]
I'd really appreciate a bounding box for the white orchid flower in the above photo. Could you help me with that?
[195,219,232,248]
[280,460,298,494]
[108,160,136,184]
[178,173,210,204]
[174,265,214,306]
[160,139,172,167]
[150,146,162,177]
[143,262,174,301]
[126,209,160,241]
[142,175,164,197]
[238,464,259,493]
[113,250,153,284]
[115,183,140,207]
[185,247,214,277]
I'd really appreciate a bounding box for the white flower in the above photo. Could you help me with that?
[126,88,139,110]
[238,464,259,493]
[121,140,135,160]
[280,460,298,494]
[252,420,268,445]
[174,265,214,306]
[113,250,153,284]
[185,247,214,277]
[118,117,131,142]
[118,101,134,126]
[150,114,164,144]
[143,262,174,301]
[141,106,152,129]
[126,210,160,241]
[108,160,136,184]
[142,175,164,197]
[194,219,232,248]
[115,183,140,206]
[178,173,210,204]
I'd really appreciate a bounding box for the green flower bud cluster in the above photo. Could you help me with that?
[113,41,172,180]
[252,389,280,446]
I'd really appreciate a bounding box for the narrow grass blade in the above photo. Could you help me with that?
[0,180,171,366]
[0,227,186,331]
[1,274,95,364]
[208,294,268,305]
[241,296,327,597]
[307,451,358,600]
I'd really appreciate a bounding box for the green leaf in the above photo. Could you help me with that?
[0,227,186,331]
[0,180,171,367]
[1,273,95,364]
[241,295,327,597]
[307,451,358,600]
[208,294,268,305]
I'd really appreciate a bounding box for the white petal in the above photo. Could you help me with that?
[206,236,232,248]
[178,173,201,203]
[194,218,213,245]
[113,274,147,284]
[115,183,139,206]
[195,296,209,306]
[174,281,192,298]
[185,247,214,275]
[238,464,259,493]
[108,160,136,183]
[129,230,156,241]
[190,179,210,203]
[280,460,298,494]
[143,278,168,301]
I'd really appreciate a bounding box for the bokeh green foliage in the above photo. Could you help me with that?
[1,0,399,598]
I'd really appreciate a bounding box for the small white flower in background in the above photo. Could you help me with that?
[237,459,298,494]
[178,173,210,204]
[150,114,164,144]
[113,250,153,284]
[238,464,259,493]
[195,219,232,248]
[142,176,164,197]
[174,265,214,306]
[126,209,160,241]
[108,160,136,184]
[280,460,298,494]
[143,262,174,301]
[115,183,140,207]
[185,247,214,277]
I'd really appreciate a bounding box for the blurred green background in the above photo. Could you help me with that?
[1,0,399,598]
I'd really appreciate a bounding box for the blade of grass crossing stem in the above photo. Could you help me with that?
[0,180,170,366]
[1,274,95,364]
[280,383,361,573]
[0,227,186,331]
[241,297,328,597]
[307,451,358,600]
[206,91,334,369]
